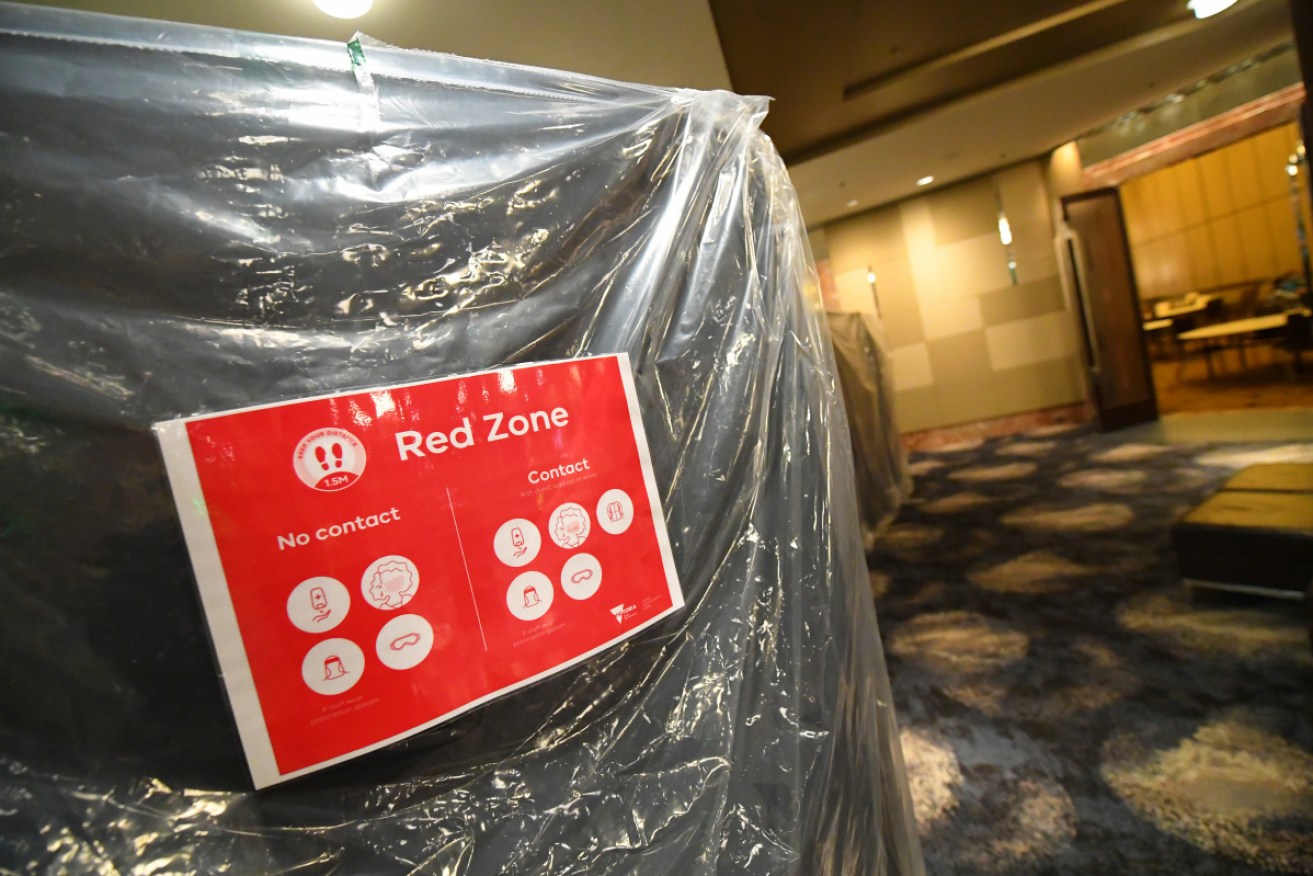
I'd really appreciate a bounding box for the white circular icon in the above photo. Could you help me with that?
[493,518,542,567]
[507,571,553,621]
[301,637,365,696]
[286,576,350,633]
[548,502,591,549]
[560,553,603,601]
[375,614,435,670]
[596,489,635,535]
[361,555,420,610]
[293,427,366,492]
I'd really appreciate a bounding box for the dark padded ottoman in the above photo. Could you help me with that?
[1172,489,1313,599]
[1221,463,1313,492]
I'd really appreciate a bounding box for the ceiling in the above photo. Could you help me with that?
[5,0,1302,227]
[712,0,1297,226]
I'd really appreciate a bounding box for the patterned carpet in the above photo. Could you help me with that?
[870,426,1313,875]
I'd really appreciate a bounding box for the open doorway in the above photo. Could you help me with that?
[1119,121,1313,414]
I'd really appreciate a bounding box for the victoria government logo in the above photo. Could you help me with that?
[294,427,367,492]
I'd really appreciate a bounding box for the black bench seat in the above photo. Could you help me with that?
[1172,489,1313,600]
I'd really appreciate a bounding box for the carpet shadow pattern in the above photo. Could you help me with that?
[871,428,1313,875]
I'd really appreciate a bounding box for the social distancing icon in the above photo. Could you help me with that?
[293,427,366,492]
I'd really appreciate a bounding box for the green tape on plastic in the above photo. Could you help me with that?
[347,37,366,69]
[347,36,374,92]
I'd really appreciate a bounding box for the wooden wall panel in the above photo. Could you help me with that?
[1186,224,1220,289]
[1266,198,1301,270]
[1207,214,1248,285]
[1255,127,1294,200]
[1120,122,1306,302]
[1173,160,1208,224]
[1121,178,1149,245]
[1198,148,1237,216]
[1225,137,1263,210]
[1237,203,1278,278]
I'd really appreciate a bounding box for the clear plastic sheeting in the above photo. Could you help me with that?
[826,313,912,551]
[0,4,922,874]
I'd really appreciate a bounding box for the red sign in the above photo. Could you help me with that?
[155,355,683,788]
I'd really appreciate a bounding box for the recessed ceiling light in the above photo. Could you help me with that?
[1186,0,1236,19]
[916,175,935,186]
[315,0,374,20]
[846,198,859,208]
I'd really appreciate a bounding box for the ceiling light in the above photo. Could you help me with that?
[997,215,1013,247]
[866,269,877,285]
[846,198,859,208]
[315,0,373,19]
[1186,0,1236,19]
[916,175,934,186]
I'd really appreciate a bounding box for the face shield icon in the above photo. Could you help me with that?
[523,585,540,608]
[323,655,348,680]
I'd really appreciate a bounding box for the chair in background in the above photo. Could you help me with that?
[1274,310,1313,378]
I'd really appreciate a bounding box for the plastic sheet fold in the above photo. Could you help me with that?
[0,4,921,873]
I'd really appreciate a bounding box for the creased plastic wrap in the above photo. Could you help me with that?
[826,313,912,552]
[0,4,921,873]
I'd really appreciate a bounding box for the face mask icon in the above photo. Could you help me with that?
[323,655,347,680]
[523,585,540,608]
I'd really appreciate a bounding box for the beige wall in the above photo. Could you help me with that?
[1121,123,1304,301]
[822,160,1085,433]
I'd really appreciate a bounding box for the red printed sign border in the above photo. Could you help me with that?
[155,354,683,788]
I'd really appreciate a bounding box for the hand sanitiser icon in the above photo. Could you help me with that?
[310,586,331,622]
[511,526,527,558]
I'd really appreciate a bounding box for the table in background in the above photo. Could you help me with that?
[1176,311,1300,377]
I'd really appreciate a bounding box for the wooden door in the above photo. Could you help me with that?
[1059,189,1159,430]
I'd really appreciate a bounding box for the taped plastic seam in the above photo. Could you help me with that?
[348,32,381,129]
[0,3,923,873]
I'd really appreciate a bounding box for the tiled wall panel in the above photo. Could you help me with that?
[819,158,1087,432]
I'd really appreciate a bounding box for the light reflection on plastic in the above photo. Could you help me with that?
[346,400,371,429]
[371,391,396,418]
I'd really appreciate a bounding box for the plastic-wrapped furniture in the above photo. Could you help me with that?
[826,312,911,552]
[0,4,922,873]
